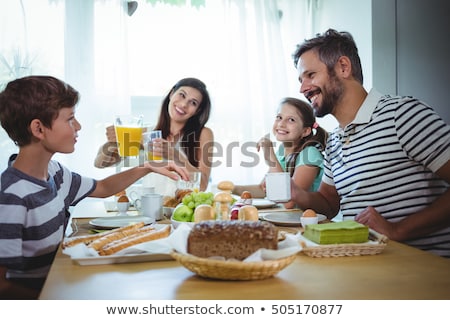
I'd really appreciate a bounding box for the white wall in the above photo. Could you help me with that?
[313,0,373,90]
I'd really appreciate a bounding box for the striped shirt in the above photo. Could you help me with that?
[0,156,96,286]
[323,89,450,257]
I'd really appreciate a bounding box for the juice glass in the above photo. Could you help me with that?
[114,115,144,157]
[143,130,163,161]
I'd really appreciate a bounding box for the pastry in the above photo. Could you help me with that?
[303,220,369,244]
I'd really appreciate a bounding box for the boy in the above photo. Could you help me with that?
[0,75,188,299]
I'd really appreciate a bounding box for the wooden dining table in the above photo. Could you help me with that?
[38,198,450,300]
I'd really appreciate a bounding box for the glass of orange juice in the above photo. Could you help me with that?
[114,115,144,157]
[143,130,163,161]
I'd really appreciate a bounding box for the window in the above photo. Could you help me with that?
[0,0,334,188]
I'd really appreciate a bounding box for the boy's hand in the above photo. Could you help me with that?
[144,160,189,181]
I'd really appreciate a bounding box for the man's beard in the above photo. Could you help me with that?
[314,73,344,118]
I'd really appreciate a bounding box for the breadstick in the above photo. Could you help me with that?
[62,222,145,248]
[62,230,116,249]
[99,225,171,256]
[88,222,146,251]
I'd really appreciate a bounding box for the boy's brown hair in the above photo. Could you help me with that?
[0,75,79,147]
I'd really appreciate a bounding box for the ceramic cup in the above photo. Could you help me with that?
[300,216,319,228]
[128,186,155,203]
[265,172,291,202]
[134,193,163,221]
[116,201,130,216]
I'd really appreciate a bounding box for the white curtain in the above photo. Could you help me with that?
[0,0,318,186]
[58,0,130,179]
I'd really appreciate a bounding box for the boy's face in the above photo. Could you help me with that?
[42,107,81,154]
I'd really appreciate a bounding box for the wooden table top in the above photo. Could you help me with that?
[39,200,450,300]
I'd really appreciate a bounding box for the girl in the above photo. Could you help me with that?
[233,97,327,209]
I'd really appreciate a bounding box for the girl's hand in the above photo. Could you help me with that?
[257,136,274,152]
[257,135,277,167]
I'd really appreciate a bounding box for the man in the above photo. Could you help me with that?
[291,29,450,257]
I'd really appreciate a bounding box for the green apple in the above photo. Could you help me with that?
[172,204,194,222]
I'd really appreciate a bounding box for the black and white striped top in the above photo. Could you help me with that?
[323,89,450,257]
[0,157,96,284]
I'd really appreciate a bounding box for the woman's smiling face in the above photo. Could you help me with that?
[168,86,203,122]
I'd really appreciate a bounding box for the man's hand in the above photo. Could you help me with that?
[355,206,398,239]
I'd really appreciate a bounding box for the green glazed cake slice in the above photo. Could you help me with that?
[303,221,369,245]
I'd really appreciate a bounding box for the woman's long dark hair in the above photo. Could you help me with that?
[280,97,328,177]
[154,78,211,167]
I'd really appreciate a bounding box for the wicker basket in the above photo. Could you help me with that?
[171,251,297,280]
[300,229,389,258]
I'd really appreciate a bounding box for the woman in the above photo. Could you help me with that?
[233,97,327,209]
[94,77,213,192]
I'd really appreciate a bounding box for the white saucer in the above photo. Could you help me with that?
[263,212,326,227]
[89,216,154,229]
[251,199,277,209]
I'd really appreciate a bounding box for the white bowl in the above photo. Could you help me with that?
[171,215,195,229]
[300,216,319,228]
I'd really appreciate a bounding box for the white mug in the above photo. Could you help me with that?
[265,172,291,202]
[128,186,155,202]
[134,193,163,221]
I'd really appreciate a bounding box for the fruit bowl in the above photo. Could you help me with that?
[171,215,195,229]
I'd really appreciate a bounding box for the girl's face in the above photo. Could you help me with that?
[42,107,81,154]
[272,103,309,143]
[168,86,203,123]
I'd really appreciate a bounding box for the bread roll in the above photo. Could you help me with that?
[238,205,259,221]
[217,180,234,192]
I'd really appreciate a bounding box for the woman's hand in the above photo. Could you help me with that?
[150,138,176,161]
[105,125,117,143]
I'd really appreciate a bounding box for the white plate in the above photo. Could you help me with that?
[252,199,277,209]
[73,253,173,266]
[89,216,154,229]
[263,212,326,227]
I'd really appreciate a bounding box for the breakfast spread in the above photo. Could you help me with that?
[187,220,278,260]
[302,220,369,245]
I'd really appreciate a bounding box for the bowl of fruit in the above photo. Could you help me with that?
[171,191,215,228]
